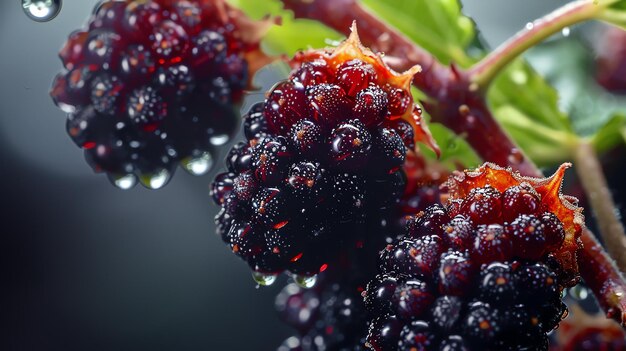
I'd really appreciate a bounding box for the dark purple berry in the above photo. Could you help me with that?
[243,102,268,142]
[291,61,330,86]
[507,214,547,260]
[501,184,541,222]
[477,262,519,304]
[472,224,513,265]
[336,59,376,97]
[437,250,475,296]
[265,81,309,135]
[431,296,463,332]
[442,215,475,251]
[233,172,258,201]
[395,279,434,320]
[251,187,290,228]
[353,85,388,126]
[367,316,402,351]
[289,119,323,157]
[398,320,437,351]
[329,119,372,170]
[251,136,292,185]
[459,186,502,225]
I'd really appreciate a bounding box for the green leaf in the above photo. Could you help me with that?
[590,114,626,153]
[360,0,476,66]
[227,0,342,56]
[489,59,573,133]
[493,106,578,166]
[420,121,481,170]
[524,35,626,157]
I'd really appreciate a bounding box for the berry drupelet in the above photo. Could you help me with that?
[51,0,273,188]
[211,25,438,282]
[364,163,585,350]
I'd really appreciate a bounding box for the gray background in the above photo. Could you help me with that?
[1,1,569,350]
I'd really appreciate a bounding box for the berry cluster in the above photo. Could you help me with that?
[51,0,271,188]
[210,27,437,280]
[364,163,584,350]
[276,282,367,351]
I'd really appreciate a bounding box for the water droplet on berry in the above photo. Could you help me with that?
[210,134,229,146]
[22,0,61,22]
[252,271,278,286]
[108,173,137,190]
[568,285,589,301]
[139,169,171,189]
[181,151,213,176]
[293,274,317,288]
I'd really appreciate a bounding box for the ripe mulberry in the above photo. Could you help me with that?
[364,163,585,350]
[51,0,273,188]
[211,25,438,282]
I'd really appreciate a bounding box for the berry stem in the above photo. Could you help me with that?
[280,0,626,324]
[574,141,626,273]
[579,229,626,326]
[468,0,606,89]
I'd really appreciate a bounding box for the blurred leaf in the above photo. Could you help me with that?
[493,105,578,166]
[489,59,574,133]
[590,114,626,153]
[604,1,626,29]
[360,0,476,66]
[227,0,342,56]
[528,37,626,134]
[420,121,481,170]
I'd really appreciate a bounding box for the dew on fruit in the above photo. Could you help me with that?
[139,169,171,189]
[210,134,230,146]
[181,151,213,176]
[108,173,137,190]
[294,274,318,289]
[525,22,535,30]
[22,0,61,22]
[568,285,589,301]
[252,271,278,286]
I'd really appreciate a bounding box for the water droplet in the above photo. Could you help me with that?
[569,285,589,301]
[252,271,277,286]
[108,173,137,190]
[139,169,171,189]
[525,22,534,30]
[22,0,62,22]
[294,274,317,288]
[181,151,213,176]
[209,134,229,146]
[508,148,524,165]
[562,27,571,37]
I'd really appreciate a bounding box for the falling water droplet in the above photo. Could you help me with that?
[569,285,589,301]
[108,173,137,190]
[22,0,62,22]
[294,274,317,288]
[561,27,571,37]
[252,271,278,286]
[209,134,229,146]
[139,169,171,189]
[181,151,214,176]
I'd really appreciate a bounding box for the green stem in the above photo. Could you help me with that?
[469,0,608,89]
[574,141,626,273]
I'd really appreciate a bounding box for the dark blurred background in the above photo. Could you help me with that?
[1,1,573,350]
